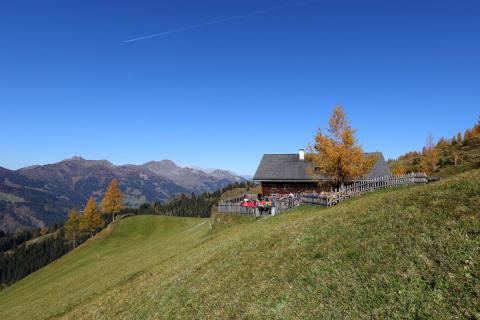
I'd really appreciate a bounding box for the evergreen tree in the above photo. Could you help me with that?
[65,208,80,249]
[102,179,123,222]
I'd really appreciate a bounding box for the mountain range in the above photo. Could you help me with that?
[0,157,246,232]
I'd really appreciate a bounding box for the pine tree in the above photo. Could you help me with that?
[102,179,123,222]
[64,208,80,249]
[451,135,457,144]
[437,137,448,147]
[457,132,462,142]
[421,134,439,175]
[80,197,104,236]
[307,105,378,188]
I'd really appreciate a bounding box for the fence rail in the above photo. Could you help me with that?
[217,203,256,215]
[303,172,429,207]
[218,172,429,215]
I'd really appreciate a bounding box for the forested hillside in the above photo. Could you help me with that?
[388,119,480,177]
[131,181,254,217]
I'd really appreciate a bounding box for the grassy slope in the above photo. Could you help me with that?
[219,185,262,200]
[1,171,479,319]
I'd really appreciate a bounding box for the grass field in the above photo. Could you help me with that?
[0,170,479,319]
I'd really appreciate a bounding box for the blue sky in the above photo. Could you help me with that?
[1,0,479,175]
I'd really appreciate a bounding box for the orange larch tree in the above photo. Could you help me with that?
[306,105,378,188]
[464,129,472,141]
[101,179,123,222]
[421,133,439,175]
[392,161,406,176]
[65,208,80,249]
[80,196,104,235]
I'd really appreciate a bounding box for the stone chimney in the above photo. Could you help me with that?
[299,149,305,161]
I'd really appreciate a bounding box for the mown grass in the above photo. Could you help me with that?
[1,170,479,319]
[219,185,262,200]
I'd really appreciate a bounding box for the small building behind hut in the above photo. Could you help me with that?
[253,149,391,196]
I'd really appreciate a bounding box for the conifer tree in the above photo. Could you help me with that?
[65,208,80,249]
[307,105,378,188]
[421,134,439,175]
[102,179,123,222]
[392,161,406,176]
[473,118,480,137]
[464,129,472,140]
[457,132,462,142]
[80,197,104,236]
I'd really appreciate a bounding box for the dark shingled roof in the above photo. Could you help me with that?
[253,152,391,182]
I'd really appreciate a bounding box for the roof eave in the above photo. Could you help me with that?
[253,178,329,182]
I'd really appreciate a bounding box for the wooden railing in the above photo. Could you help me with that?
[302,172,429,207]
[218,173,429,215]
[218,195,301,216]
[217,202,256,215]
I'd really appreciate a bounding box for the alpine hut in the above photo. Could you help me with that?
[253,149,391,196]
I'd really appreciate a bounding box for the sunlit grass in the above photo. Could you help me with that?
[1,170,479,319]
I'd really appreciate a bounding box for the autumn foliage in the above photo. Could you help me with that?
[307,105,378,187]
[421,134,439,175]
[392,161,406,176]
[102,179,123,221]
[64,208,80,249]
[80,197,104,235]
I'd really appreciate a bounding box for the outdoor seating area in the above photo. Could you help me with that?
[218,192,301,216]
[242,194,273,214]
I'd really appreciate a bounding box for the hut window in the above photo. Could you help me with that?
[271,185,276,194]
[314,167,321,173]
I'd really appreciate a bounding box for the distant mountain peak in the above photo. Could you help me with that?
[59,157,113,167]
[3,157,246,232]
[142,160,179,174]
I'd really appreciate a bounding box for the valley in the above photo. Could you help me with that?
[0,157,244,232]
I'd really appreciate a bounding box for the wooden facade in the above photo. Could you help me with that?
[260,181,331,196]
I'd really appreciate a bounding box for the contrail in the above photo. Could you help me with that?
[124,1,313,43]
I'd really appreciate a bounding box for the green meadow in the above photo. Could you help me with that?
[1,170,479,319]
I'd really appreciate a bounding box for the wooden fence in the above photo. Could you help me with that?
[218,172,429,215]
[217,195,301,216]
[302,172,429,207]
[270,194,302,215]
[217,202,256,215]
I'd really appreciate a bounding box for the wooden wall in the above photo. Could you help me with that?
[260,182,331,196]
